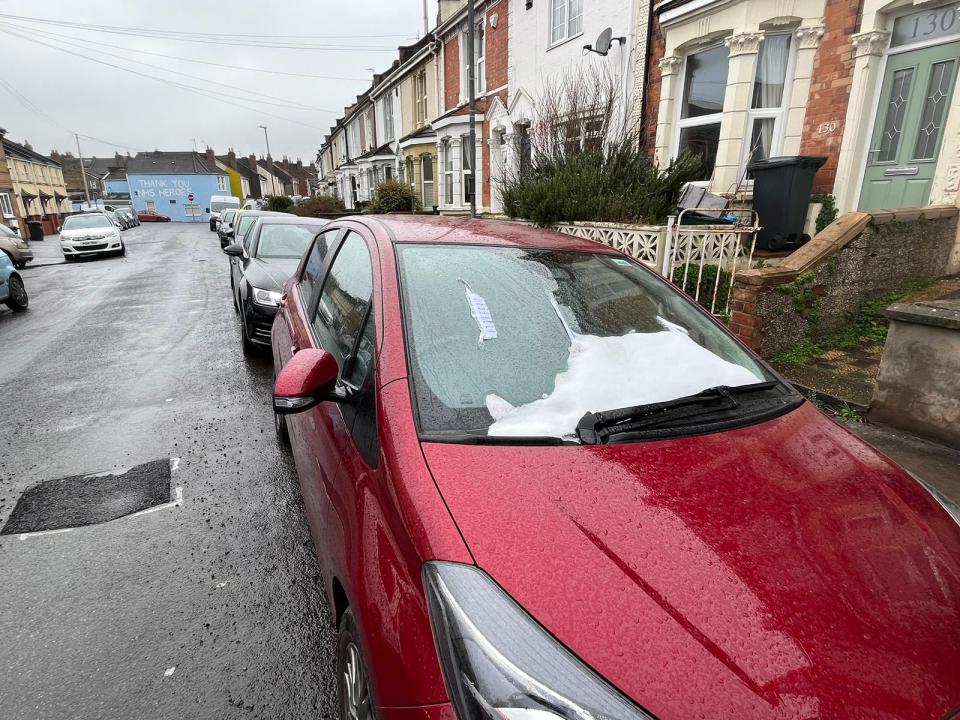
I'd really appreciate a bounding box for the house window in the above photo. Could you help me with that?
[384,95,395,141]
[146,200,156,212]
[676,44,729,181]
[550,0,583,45]
[385,165,393,181]
[0,192,13,218]
[443,140,454,204]
[463,20,486,95]
[421,154,434,208]
[461,134,474,204]
[367,168,375,196]
[415,70,428,126]
[217,176,227,192]
[743,33,794,174]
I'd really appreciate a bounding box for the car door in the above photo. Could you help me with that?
[290,228,378,575]
[232,221,257,304]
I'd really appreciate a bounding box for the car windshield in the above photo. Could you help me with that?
[63,215,114,230]
[211,200,239,213]
[222,209,236,223]
[0,224,16,237]
[255,224,317,258]
[398,244,771,439]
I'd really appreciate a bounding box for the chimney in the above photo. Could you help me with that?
[50,150,62,161]
[205,146,216,165]
[280,158,290,171]
[438,0,466,24]
[227,148,237,168]
[23,139,33,151]
[115,152,122,164]
[296,159,303,171]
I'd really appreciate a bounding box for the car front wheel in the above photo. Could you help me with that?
[6,276,28,311]
[337,609,376,720]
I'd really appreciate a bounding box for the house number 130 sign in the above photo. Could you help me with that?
[892,4,960,47]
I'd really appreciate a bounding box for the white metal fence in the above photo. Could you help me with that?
[552,211,758,316]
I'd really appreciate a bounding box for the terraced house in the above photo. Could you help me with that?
[644,0,960,214]
[2,135,70,235]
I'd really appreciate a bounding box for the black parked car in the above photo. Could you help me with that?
[223,215,329,353]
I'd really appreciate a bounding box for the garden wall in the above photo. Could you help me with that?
[730,206,960,356]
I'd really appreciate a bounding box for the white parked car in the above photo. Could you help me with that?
[60,213,125,260]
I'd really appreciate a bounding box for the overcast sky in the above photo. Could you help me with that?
[0,0,438,165]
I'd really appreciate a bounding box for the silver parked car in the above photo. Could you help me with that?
[0,224,33,269]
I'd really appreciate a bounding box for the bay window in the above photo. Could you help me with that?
[676,44,729,181]
[743,33,794,173]
[421,154,435,208]
[550,0,583,45]
[443,140,454,204]
[462,134,474,204]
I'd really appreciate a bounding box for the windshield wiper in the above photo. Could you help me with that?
[576,381,782,444]
[422,432,572,446]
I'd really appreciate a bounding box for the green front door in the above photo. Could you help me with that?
[859,41,960,211]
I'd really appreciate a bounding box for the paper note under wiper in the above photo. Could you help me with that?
[461,280,497,344]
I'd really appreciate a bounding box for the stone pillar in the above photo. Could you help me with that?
[450,136,463,208]
[782,26,825,156]
[833,30,891,213]
[654,56,683,168]
[714,32,764,193]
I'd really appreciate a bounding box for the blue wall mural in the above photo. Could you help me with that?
[104,178,129,195]
[128,174,228,222]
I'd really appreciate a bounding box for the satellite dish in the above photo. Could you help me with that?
[594,28,613,56]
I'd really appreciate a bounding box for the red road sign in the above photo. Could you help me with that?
[188,193,194,201]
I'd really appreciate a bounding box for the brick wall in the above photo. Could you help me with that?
[641,16,665,159]
[485,1,508,93]
[799,1,862,193]
[445,35,461,110]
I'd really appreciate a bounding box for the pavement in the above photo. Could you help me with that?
[0,224,337,720]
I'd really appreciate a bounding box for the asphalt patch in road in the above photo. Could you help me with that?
[1,459,172,535]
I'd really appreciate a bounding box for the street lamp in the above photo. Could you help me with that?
[258,125,278,197]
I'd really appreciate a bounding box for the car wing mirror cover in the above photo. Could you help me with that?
[222,243,243,256]
[273,349,341,414]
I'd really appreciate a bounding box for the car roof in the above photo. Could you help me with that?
[236,210,288,218]
[253,215,328,225]
[357,215,613,253]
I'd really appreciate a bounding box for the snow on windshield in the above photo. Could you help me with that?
[486,327,762,438]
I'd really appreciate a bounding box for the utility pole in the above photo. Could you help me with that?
[422,0,429,36]
[75,133,91,205]
[467,0,477,218]
[259,124,277,197]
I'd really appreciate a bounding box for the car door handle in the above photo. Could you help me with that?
[290,344,300,356]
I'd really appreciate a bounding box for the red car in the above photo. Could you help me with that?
[272,216,960,720]
[136,210,171,222]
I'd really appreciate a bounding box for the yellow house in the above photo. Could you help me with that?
[396,41,442,210]
[3,136,70,235]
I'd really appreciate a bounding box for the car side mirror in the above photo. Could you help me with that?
[222,244,243,256]
[57,225,62,233]
[273,349,342,414]
[205,208,210,213]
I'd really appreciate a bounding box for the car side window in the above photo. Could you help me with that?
[241,222,256,255]
[298,229,339,305]
[312,231,374,366]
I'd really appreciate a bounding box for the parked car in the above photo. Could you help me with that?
[0,224,33,268]
[217,207,238,247]
[270,216,960,720]
[222,215,328,352]
[59,213,125,259]
[0,249,28,311]
[209,194,241,231]
[137,210,171,222]
[117,208,140,227]
[228,209,287,250]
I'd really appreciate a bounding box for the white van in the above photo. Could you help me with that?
[208,195,241,231]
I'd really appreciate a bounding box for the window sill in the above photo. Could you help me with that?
[547,32,584,52]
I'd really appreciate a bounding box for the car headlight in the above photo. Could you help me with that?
[252,287,282,307]
[424,562,656,720]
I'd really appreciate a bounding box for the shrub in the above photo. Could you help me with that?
[501,142,702,226]
[290,196,347,217]
[367,179,421,213]
[811,193,838,234]
[671,264,732,312]
[265,195,294,212]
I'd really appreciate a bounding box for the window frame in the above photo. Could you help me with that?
[738,32,799,179]
[421,154,435,208]
[461,134,474,205]
[383,94,395,141]
[217,175,228,192]
[415,70,428,126]
[549,0,584,47]
[0,192,13,218]
[298,227,344,308]
[672,41,730,185]
[443,140,455,205]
